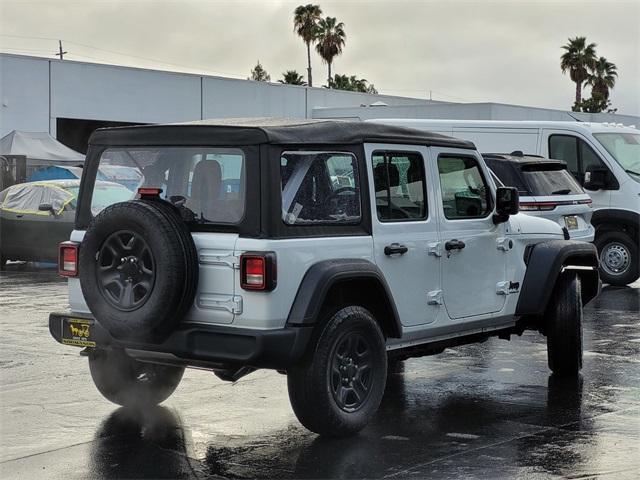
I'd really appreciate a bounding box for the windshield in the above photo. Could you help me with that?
[93,147,246,224]
[594,132,640,180]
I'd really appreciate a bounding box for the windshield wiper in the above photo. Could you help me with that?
[551,189,571,195]
[625,169,640,176]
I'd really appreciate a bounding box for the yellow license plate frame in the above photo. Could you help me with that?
[61,317,96,347]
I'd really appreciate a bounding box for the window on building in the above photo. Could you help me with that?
[372,151,427,221]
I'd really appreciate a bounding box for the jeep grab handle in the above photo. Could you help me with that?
[445,239,466,251]
[384,243,408,256]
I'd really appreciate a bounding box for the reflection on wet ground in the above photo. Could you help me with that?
[1,266,639,479]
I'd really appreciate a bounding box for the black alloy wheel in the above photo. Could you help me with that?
[287,306,387,437]
[97,230,156,311]
[330,331,374,412]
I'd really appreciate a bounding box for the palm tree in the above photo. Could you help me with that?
[315,16,346,86]
[328,74,377,93]
[293,4,322,87]
[560,36,597,107]
[279,70,306,86]
[588,56,617,101]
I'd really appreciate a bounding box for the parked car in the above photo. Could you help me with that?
[483,153,594,241]
[0,179,132,266]
[48,119,599,437]
[369,119,640,286]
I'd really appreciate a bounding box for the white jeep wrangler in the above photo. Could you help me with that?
[49,119,600,437]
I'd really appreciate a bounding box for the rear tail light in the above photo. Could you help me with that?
[240,252,277,291]
[520,198,593,211]
[519,201,557,211]
[58,241,80,277]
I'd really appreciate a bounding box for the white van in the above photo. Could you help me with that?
[368,119,640,286]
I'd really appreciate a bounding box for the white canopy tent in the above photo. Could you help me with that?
[0,131,85,165]
[0,131,85,189]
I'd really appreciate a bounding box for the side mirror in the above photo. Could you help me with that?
[493,187,519,224]
[38,203,54,214]
[583,168,608,191]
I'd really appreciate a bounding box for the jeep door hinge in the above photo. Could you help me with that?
[427,290,443,305]
[496,237,513,252]
[198,294,243,314]
[199,252,240,269]
[427,242,443,258]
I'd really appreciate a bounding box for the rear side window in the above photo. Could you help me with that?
[94,147,246,224]
[372,151,427,221]
[520,165,583,196]
[280,151,361,225]
[438,156,492,219]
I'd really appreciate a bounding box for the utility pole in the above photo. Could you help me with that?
[55,40,67,60]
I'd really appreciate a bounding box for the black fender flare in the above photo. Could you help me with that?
[516,240,600,316]
[591,209,639,235]
[286,258,403,338]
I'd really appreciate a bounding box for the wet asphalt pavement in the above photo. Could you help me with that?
[1,265,639,479]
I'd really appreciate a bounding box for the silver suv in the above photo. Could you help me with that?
[49,119,600,437]
[483,153,594,241]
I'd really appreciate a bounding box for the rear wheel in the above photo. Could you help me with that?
[546,273,583,377]
[89,348,184,407]
[595,231,639,286]
[287,306,387,437]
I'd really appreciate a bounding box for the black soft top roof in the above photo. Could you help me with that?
[89,118,476,149]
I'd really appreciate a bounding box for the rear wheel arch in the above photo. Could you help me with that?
[287,259,402,340]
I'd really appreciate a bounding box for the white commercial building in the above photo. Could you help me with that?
[1,53,638,153]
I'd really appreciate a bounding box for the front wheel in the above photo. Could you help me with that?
[89,348,184,407]
[546,273,583,377]
[287,306,387,437]
[595,231,639,286]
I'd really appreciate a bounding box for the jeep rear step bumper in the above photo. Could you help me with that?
[49,312,313,370]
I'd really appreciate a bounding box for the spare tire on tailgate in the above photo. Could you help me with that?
[79,199,198,341]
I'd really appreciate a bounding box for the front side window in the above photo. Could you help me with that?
[549,135,606,183]
[549,135,578,175]
[280,151,360,225]
[438,155,492,219]
[372,151,427,221]
[94,147,246,224]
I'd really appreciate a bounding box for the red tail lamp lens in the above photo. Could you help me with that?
[245,258,265,287]
[240,253,277,291]
[58,242,79,277]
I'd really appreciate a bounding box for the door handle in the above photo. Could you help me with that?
[384,243,408,256]
[445,239,466,251]
[16,214,23,218]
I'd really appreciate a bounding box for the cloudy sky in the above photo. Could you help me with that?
[1,0,638,115]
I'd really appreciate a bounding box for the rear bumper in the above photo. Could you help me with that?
[49,312,313,370]
[568,225,595,242]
